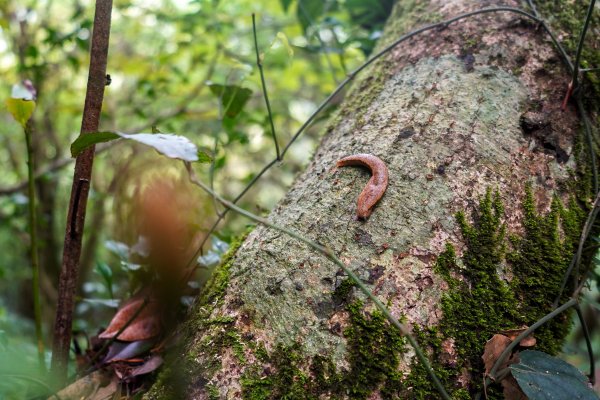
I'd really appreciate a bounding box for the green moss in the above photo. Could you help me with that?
[240,299,407,399]
[401,326,452,400]
[508,188,584,354]
[344,300,406,398]
[241,344,315,400]
[230,331,247,363]
[433,242,458,287]
[332,277,355,306]
[407,188,587,399]
[207,384,220,400]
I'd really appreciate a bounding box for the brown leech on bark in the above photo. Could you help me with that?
[336,154,389,219]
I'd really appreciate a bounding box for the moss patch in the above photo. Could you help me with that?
[405,188,586,399]
[508,189,585,354]
[344,300,406,398]
[239,298,407,400]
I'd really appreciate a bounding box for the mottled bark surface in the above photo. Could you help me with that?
[147,0,594,398]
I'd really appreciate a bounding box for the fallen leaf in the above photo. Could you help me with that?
[50,370,113,400]
[483,334,513,375]
[482,333,529,399]
[98,289,161,341]
[89,378,118,400]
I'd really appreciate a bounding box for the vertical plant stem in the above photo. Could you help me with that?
[51,0,113,383]
[24,122,44,367]
[574,303,595,383]
[572,0,597,90]
[252,14,280,160]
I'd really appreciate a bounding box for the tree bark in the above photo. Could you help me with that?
[147,0,597,398]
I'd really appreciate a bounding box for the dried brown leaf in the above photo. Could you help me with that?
[99,290,161,341]
[483,334,513,375]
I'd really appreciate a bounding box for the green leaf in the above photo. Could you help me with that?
[510,350,598,400]
[5,98,35,128]
[208,83,252,118]
[70,131,120,157]
[71,131,200,162]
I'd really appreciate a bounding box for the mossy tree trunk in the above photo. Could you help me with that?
[147,0,598,398]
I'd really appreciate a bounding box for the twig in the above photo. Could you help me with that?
[23,120,44,367]
[577,96,599,195]
[51,0,113,383]
[560,0,596,109]
[185,163,452,400]
[574,303,595,383]
[571,0,597,93]
[554,190,600,306]
[525,0,538,17]
[252,14,280,161]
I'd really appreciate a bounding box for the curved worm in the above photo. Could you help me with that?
[336,154,389,219]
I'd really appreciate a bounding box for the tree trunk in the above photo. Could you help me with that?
[147,0,597,398]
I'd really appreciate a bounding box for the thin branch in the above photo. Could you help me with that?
[252,13,280,161]
[572,0,597,91]
[554,190,600,306]
[185,163,452,400]
[24,119,44,367]
[51,0,113,382]
[525,0,539,17]
[574,303,595,383]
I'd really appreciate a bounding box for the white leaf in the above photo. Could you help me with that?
[117,132,199,162]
